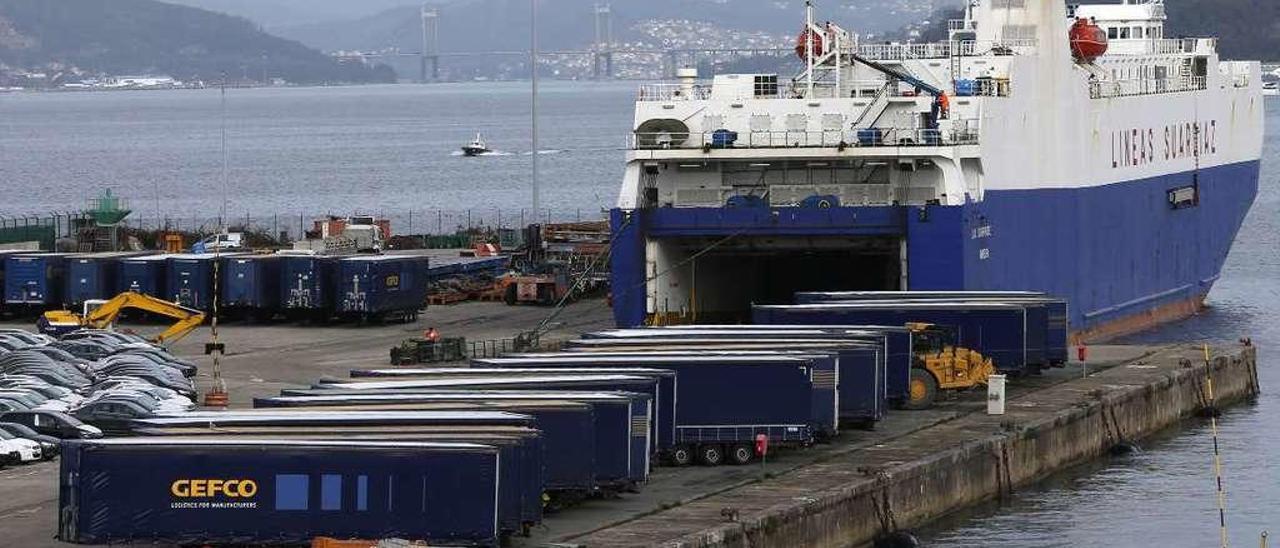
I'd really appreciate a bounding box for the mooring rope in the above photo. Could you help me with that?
[1204,344,1228,548]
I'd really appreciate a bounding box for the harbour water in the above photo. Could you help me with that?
[0,82,634,222]
[0,83,1276,545]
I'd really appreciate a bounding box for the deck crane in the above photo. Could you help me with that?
[37,292,207,345]
[847,52,949,132]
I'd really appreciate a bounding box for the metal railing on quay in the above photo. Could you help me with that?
[119,208,609,242]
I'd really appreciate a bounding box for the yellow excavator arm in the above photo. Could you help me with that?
[39,292,206,345]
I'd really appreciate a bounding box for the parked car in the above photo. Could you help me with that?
[0,410,102,439]
[0,422,60,458]
[72,399,158,434]
[0,430,42,463]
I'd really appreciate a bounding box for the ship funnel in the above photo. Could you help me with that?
[677,67,698,96]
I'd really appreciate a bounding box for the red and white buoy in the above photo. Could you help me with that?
[1069,18,1108,63]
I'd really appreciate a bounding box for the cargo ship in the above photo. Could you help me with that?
[609,0,1265,341]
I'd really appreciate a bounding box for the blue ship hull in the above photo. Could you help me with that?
[610,160,1260,340]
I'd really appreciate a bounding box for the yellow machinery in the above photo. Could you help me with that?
[904,322,997,410]
[38,292,207,345]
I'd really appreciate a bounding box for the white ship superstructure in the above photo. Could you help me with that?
[609,0,1265,340]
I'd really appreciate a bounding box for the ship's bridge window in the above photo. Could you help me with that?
[1107,27,1118,39]
[1118,27,1130,39]
[753,75,779,98]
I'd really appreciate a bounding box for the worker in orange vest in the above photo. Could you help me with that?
[424,327,440,343]
[938,93,951,120]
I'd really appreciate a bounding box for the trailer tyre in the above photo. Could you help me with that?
[904,369,938,410]
[504,283,518,305]
[669,446,693,466]
[698,444,724,466]
[728,444,753,465]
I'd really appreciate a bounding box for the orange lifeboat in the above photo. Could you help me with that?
[795,28,826,60]
[1069,18,1108,62]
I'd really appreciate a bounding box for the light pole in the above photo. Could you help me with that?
[530,0,540,221]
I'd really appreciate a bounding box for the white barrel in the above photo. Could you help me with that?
[987,374,1007,415]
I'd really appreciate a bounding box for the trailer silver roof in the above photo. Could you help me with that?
[568,338,885,347]
[499,351,839,360]
[260,392,641,404]
[588,328,899,338]
[79,437,495,450]
[796,291,1047,299]
[317,374,655,391]
[755,302,1032,310]
[141,410,531,424]
[647,325,911,332]
[347,367,677,378]
[474,354,817,365]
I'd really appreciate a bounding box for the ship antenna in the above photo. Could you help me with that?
[805,0,816,97]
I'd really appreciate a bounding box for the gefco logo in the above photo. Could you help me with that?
[385,274,401,288]
[170,479,259,509]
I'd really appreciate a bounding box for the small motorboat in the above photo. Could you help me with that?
[1264,82,1279,96]
[462,133,490,156]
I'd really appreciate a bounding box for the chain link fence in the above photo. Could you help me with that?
[119,208,609,242]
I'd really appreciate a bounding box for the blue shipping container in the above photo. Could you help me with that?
[167,253,241,310]
[337,255,429,320]
[66,252,153,306]
[279,254,337,311]
[117,255,172,297]
[4,253,74,306]
[223,255,283,310]
[58,438,502,546]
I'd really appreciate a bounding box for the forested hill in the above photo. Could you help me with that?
[0,0,395,84]
[1166,0,1280,61]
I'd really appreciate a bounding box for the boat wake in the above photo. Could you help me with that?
[450,150,515,157]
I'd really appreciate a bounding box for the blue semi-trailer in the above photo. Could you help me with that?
[496,350,870,429]
[278,254,337,314]
[753,302,1040,374]
[470,354,826,466]
[578,326,913,399]
[557,341,889,423]
[117,254,171,297]
[130,426,543,536]
[254,394,646,492]
[571,326,912,408]
[65,252,153,306]
[342,368,672,454]
[336,255,430,322]
[4,253,75,307]
[57,438,503,546]
[222,255,283,314]
[253,390,652,492]
[787,293,1069,367]
[166,253,248,311]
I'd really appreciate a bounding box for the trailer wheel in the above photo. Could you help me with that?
[698,444,725,466]
[669,446,693,466]
[904,369,939,410]
[504,283,518,305]
[728,444,753,465]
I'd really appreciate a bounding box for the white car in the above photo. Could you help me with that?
[0,434,42,463]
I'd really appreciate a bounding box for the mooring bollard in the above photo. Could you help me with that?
[987,374,1007,415]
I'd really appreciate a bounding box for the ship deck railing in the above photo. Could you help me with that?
[1089,75,1207,99]
[629,125,980,151]
[670,184,937,208]
[1105,38,1217,57]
